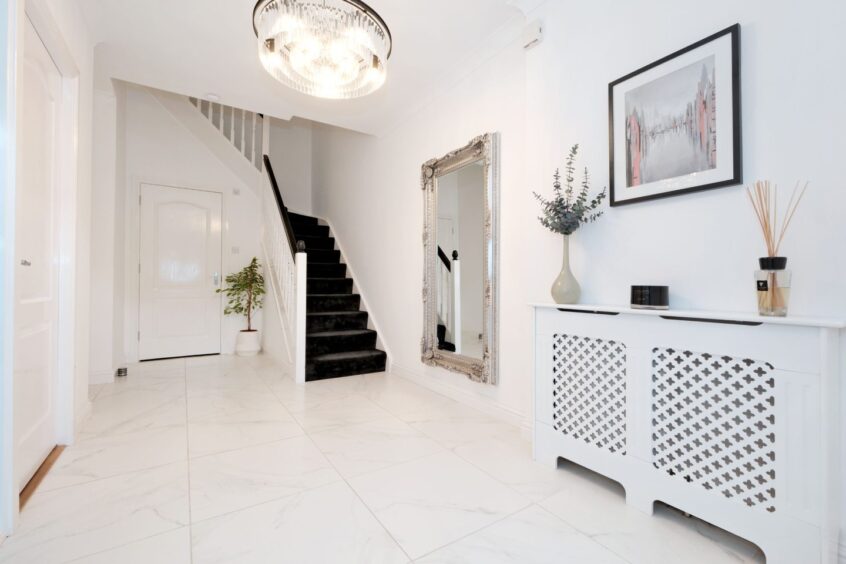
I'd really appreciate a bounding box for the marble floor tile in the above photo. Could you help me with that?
[4,355,765,563]
[186,388,284,421]
[269,376,367,414]
[539,463,765,563]
[416,505,627,564]
[189,435,341,521]
[452,436,569,501]
[40,391,188,491]
[191,482,409,564]
[67,527,191,564]
[309,416,443,478]
[348,450,530,559]
[87,384,105,402]
[187,411,304,458]
[408,407,524,450]
[360,380,459,422]
[289,394,393,433]
[186,368,266,396]
[0,462,189,564]
[187,389,304,457]
[40,423,187,492]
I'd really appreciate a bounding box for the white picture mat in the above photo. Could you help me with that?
[612,33,735,202]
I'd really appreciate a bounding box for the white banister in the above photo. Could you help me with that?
[240,108,246,154]
[187,96,264,171]
[452,257,461,354]
[261,158,307,383]
[294,251,307,384]
[436,249,463,352]
[250,112,257,167]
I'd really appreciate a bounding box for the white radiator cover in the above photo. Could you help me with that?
[532,304,843,564]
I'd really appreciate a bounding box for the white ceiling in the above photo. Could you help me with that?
[81,0,524,135]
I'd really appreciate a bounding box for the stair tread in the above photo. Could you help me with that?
[307,311,365,317]
[307,329,375,338]
[312,350,386,362]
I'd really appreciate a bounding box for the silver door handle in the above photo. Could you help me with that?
[213,272,220,286]
[20,259,31,267]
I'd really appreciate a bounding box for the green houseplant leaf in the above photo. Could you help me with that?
[533,144,607,236]
[217,257,265,332]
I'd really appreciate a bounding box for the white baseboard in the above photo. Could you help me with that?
[88,370,115,385]
[391,362,529,430]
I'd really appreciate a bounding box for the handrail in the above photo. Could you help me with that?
[263,154,300,256]
[437,246,451,272]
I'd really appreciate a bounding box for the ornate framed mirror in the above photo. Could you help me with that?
[421,133,499,384]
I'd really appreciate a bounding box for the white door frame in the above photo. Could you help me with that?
[124,178,230,364]
[0,0,81,535]
[137,183,223,360]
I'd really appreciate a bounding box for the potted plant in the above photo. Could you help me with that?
[218,257,265,356]
[534,144,607,304]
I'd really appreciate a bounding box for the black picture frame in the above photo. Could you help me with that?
[608,24,742,207]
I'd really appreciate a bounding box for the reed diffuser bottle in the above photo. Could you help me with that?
[746,180,807,317]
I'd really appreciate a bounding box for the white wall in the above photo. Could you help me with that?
[268,117,312,215]
[313,0,846,553]
[311,32,529,423]
[121,85,263,359]
[88,85,119,383]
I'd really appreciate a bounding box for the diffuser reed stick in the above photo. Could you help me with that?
[746,180,808,257]
[746,180,808,315]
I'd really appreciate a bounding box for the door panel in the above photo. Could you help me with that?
[139,184,222,360]
[14,19,62,490]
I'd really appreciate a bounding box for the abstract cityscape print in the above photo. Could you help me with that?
[624,56,716,187]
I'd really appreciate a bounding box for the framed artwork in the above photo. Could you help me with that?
[609,24,741,206]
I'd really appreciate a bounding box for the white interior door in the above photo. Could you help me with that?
[14,19,63,490]
[139,184,222,360]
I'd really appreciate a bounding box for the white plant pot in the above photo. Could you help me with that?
[235,330,261,357]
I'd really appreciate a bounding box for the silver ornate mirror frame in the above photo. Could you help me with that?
[421,132,499,385]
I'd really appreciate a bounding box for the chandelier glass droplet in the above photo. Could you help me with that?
[253,0,392,100]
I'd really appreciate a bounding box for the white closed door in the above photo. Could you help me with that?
[139,184,222,360]
[14,19,63,490]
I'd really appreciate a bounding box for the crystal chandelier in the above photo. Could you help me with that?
[253,0,392,100]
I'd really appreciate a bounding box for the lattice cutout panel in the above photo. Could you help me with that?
[552,335,627,455]
[651,348,776,512]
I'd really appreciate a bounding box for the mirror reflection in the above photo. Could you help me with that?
[435,160,485,359]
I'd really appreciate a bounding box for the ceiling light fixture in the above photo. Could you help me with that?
[252,0,392,100]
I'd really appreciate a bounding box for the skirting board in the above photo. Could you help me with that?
[88,369,115,385]
[391,362,530,433]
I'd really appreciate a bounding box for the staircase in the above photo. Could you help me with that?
[288,212,387,380]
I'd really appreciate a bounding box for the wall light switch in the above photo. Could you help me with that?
[231,246,240,255]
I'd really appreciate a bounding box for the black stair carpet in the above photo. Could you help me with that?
[436,323,455,352]
[289,212,387,381]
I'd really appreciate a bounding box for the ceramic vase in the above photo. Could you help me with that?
[551,235,580,304]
